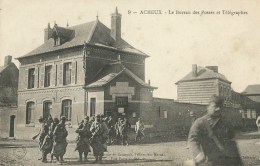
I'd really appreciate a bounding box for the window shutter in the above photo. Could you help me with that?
[59,63,63,86]
[24,69,28,89]
[71,61,76,84]
[51,65,56,87]
[34,67,38,88]
[40,65,45,88]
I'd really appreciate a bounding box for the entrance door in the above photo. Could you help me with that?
[9,115,15,137]
[43,101,52,120]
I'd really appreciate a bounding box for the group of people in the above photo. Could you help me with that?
[106,116,145,145]
[33,116,68,164]
[34,114,145,164]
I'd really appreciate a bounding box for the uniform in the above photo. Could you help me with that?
[90,119,106,163]
[188,114,242,166]
[75,120,91,162]
[52,119,68,164]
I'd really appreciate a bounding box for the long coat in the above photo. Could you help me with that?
[188,114,243,166]
[52,123,68,156]
[75,122,91,153]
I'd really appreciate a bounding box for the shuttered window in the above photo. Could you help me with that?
[63,62,72,85]
[44,65,52,87]
[28,68,35,89]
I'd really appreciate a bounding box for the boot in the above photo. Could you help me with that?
[78,152,82,162]
[99,156,103,163]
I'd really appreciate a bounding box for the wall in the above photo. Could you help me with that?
[0,106,17,138]
[87,90,104,116]
[177,79,218,104]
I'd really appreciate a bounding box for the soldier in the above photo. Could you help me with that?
[115,117,123,144]
[135,118,145,143]
[52,116,68,164]
[188,95,242,166]
[107,115,116,144]
[50,118,59,162]
[32,116,47,161]
[100,114,109,152]
[75,116,92,162]
[40,117,53,162]
[121,117,131,146]
[90,114,106,163]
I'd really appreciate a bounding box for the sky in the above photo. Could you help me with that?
[0,0,260,99]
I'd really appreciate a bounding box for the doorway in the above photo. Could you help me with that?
[9,115,15,137]
[43,101,52,120]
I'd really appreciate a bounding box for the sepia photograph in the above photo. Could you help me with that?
[0,0,260,165]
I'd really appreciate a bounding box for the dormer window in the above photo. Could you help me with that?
[51,24,74,46]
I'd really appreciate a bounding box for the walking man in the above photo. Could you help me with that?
[75,116,92,162]
[135,118,145,143]
[188,95,242,166]
[90,114,106,163]
[52,116,68,164]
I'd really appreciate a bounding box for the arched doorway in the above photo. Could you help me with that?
[9,115,15,137]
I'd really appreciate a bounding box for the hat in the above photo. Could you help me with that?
[84,116,89,120]
[54,118,59,123]
[38,116,44,120]
[190,111,195,117]
[61,116,66,121]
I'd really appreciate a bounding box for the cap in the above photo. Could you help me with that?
[84,116,89,120]
[54,118,59,123]
[61,116,66,121]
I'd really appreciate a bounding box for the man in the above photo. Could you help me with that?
[188,95,242,166]
[52,116,68,164]
[121,117,131,146]
[90,114,106,163]
[135,118,145,143]
[107,116,116,145]
[40,117,53,163]
[75,116,91,162]
[50,118,59,162]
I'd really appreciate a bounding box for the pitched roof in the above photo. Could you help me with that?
[242,84,260,95]
[85,62,156,89]
[0,66,7,73]
[17,20,147,59]
[176,66,231,84]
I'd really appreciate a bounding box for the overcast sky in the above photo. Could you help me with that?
[0,0,259,99]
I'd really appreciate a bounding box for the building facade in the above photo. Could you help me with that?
[16,8,155,139]
[176,64,232,105]
[0,55,19,138]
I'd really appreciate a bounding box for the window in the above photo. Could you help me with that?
[247,109,251,119]
[61,100,72,121]
[43,101,52,120]
[63,62,72,85]
[28,68,35,89]
[26,102,35,124]
[252,110,256,119]
[44,66,52,87]
[240,110,245,119]
[90,98,96,117]
[116,97,128,106]
[164,111,168,119]
[132,112,136,118]
[158,106,161,117]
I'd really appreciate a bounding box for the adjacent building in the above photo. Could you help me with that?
[175,64,232,105]
[0,55,19,138]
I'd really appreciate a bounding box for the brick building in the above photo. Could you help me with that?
[15,8,155,139]
[176,64,232,105]
[0,55,19,138]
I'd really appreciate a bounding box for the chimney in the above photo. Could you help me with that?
[4,55,12,67]
[148,80,151,85]
[111,7,121,45]
[206,66,218,73]
[192,64,197,77]
[44,23,52,42]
